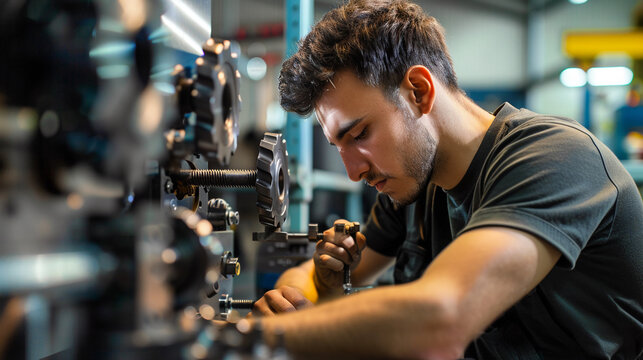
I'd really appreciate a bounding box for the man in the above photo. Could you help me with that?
[250,0,643,358]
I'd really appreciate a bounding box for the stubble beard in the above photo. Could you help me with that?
[389,108,435,207]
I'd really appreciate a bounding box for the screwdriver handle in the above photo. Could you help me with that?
[334,222,360,238]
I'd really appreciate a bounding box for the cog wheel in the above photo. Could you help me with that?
[193,38,241,166]
[256,133,289,229]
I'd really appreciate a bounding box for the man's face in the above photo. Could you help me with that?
[315,70,436,206]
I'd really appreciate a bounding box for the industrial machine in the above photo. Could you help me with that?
[0,0,292,358]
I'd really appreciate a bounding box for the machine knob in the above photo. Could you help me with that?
[221,251,240,278]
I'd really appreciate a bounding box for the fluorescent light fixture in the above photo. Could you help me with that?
[168,0,210,36]
[587,66,633,86]
[568,0,588,4]
[161,15,204,55]
[560,67,587,87]
[0,252,101,292]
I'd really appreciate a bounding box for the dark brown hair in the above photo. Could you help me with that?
[279,0,460,116]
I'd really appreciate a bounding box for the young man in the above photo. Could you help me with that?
[250,1,643,358]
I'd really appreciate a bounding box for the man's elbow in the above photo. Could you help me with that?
[394,287,470,359]
[422,296,469,359]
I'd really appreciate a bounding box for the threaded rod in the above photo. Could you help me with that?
[230,299,254,309]
[178,169,256,188]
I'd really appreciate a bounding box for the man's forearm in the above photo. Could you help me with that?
[256,226,560,358]
[256,281,466,359]
[274,259,320,303]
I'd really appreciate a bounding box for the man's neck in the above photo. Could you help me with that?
[430,91,495,190]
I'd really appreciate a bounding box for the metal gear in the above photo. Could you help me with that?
[256,133,289,229]
[193,38,241,166]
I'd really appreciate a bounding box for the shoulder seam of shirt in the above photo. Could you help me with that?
[494,118,620,244]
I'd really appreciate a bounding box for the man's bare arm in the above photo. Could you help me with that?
[255,227,561,359]
[274,259,319,302]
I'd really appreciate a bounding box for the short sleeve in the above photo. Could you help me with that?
[363,193,407,257]
[460,120,617,269]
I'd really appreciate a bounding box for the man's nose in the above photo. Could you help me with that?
[339,147,368,182]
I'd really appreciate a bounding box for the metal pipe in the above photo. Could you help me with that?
[0,251,115,295]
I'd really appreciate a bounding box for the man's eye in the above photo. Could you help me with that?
[354,127,368,141]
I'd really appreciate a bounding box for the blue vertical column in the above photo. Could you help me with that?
[284,0,314,232]
[346,192,362,224]
[582,83,592,130]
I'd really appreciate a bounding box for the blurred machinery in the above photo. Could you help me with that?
[0,0,291,359]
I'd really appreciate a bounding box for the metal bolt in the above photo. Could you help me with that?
[176,169,256,188]
[226,210,240,226]
[219,294,254,314]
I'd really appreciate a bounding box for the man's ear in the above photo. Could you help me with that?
[401,65,436,115]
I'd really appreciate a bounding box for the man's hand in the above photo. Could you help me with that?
[251,286,313,316]
[313,219,366,294]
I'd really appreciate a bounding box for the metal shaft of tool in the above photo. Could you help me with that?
[334,222,359,295]
[291,222,357,295]
[343,264,352,295]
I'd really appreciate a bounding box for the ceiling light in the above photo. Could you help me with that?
[247,57,267,81]
[587,66,633,86]
[560,67,587,87]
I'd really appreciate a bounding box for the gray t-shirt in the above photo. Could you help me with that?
[363,103,643,359]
